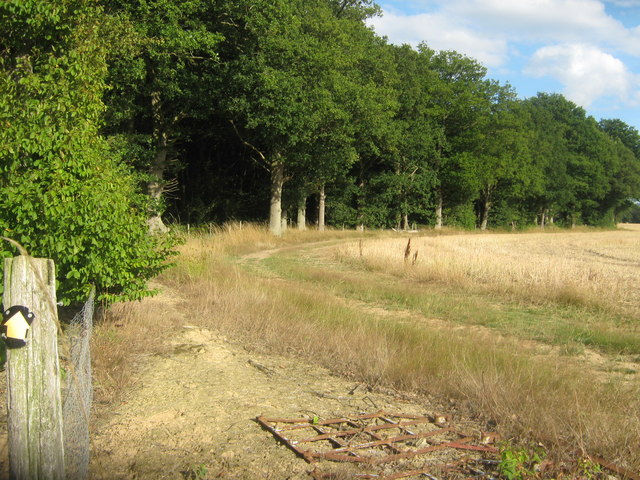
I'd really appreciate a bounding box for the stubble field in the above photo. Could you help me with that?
[339,225,640,318]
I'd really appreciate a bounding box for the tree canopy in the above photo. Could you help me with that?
[98,0,640,231]
[0,0,173,304]
[3,0,640,299]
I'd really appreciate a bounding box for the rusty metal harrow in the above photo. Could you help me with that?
[257,410,498,479]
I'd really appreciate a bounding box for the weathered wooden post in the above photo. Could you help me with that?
[3,256,65,479]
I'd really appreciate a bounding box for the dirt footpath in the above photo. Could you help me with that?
[90,324,495,479]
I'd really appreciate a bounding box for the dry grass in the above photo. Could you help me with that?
[91,223,366,403]
[94,223,640,474]
[177,221,374,257]
[91,289,183,404]
[336,227,640,318]
[158,224,640,473]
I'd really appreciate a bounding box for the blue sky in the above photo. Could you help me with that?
[367,0,640,130]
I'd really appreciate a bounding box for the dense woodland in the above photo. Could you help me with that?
[2,0,640,302]
[100,0,640,233]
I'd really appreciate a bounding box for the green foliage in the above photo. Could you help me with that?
[577,457,603,479]
[0,0,174,305]
[103,0,222,128]
[100,0,223,225]
[444,203,476,229]
[620,202,640,223]
[599,118,640,158]
[213,0,401,232]
[520,93,639,228]
[184,464,208,480]
[60,0,640,233]
[326,181,360,227]
[498,443,545,480]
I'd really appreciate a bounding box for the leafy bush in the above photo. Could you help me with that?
[0,0,174,305]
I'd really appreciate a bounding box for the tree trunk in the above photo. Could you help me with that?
[318,184,326,232]
[147,135,169,233]
[402,213,409,231]
[297,198,307,231]
[540,209,547,229]
[480,197,491,231]
[356,176,366,230]
[435,189,443,230]
[269,158,284,236]
[148,91,169,234]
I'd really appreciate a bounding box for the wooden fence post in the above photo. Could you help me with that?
[3,256,65,479]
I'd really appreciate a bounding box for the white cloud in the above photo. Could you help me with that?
[367,11,508,67]
[446,0,609,31]
[525,43,639,106]
[373,0,640,60]
[443,0,640,55]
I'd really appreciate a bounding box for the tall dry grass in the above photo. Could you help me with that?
[91,224,367,403]
[177,221,374,257]
[336,229,640,319]
[161,224,640,473]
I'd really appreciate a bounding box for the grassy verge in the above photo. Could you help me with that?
[336,231,640,319]
[90,223,370,404]
[261,251,640,355]
[94,224,640,474]
[157,225,640,473]
[91,291,184,405]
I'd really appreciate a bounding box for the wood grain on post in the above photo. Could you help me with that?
[3,256,65,480]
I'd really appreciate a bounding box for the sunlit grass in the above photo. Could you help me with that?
[261,249,640,355]
[175,221,378,258]
[92,292,182,404]
[334,229,640,318]
[97,223,640,474]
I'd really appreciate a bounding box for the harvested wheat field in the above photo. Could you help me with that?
[337,224,640,318]
[83,224,640,478]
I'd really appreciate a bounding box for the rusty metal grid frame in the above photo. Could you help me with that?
[257,410,497,477]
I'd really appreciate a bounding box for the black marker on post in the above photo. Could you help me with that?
[2,305,35,348]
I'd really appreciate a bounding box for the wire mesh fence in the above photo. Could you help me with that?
[61,288,95,480]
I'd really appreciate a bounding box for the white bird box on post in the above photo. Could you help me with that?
[3,256,65,480]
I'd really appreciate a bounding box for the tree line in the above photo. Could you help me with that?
[2,0,640,302]
[100,0,640,234]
